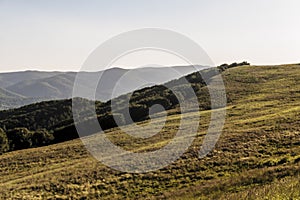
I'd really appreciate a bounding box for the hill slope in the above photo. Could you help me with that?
[0,71,61,88]
[0,87,24,99]
[1,65,206,110]
[0,64,299,199]
[0,88,42,110]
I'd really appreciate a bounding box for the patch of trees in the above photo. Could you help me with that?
[218,61,250,72]
[0,128,53,154]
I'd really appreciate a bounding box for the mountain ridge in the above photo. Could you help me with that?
[0,65,207,110]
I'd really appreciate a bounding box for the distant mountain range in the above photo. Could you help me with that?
[0,65,207,110]
[0,64,222,144]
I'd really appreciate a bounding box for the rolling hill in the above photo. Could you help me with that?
[0,87,24,99]
[0,65,206,110]
[0,71,64,110]
[0,88,43,110]
[0,71,61,88]
[0,64,299,199]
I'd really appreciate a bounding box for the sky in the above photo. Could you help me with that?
[0,0,299,72]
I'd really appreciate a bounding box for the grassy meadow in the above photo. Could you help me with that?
[0,64,300,199]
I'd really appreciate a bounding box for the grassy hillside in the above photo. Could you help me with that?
[0,64,299,199]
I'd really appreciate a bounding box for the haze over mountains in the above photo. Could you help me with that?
[0,65,206,110]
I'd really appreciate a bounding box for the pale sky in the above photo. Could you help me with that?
[0,0,299,72]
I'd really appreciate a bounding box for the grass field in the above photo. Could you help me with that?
[0,64,300,199]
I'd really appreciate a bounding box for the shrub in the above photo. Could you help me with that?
[7,128,33,150]
[31,129,54,147]
[0,128,9,154]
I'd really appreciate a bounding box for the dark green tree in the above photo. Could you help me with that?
[31,129,54,147]
[7,128,33,150]
[0,128,9,154]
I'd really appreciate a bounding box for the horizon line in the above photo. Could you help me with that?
[0,62,299,73]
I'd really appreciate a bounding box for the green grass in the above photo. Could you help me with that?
[0,64,300,199]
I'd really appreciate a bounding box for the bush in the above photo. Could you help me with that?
[0,128,9,154]
[7,128,32,151]
[218,61,250,71]
[31,129,54,147]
